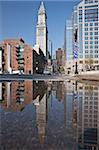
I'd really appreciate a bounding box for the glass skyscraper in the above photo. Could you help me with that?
[66,20,73,61]
[77,0,99,71]
[66,20,74,74]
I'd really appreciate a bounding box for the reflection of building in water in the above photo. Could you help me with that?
[1,82,25,111]
[77,83,99,150]
[64,81,78,146]
[33,81,48,145]
[51,81,57,97]
[56,81,66,101]
[0,81,33,111]
[24,81,33,105]
[65,81,74,128]
[36,93,47,145]
[64,81,99,149]
[0,82,2,101]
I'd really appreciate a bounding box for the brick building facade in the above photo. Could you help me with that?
[0,38,47,74]
[24,44,33,74]
[0,39,33,74]
[56,48,66,73]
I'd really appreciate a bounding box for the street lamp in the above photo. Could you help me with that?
[49,40,53,65]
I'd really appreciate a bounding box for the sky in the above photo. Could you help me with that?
[0,0,80,56]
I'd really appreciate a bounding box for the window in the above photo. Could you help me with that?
[85,41,88,44]
[85,32,88,36]
[94,23,98,26]
[94,27,98,30]
[79,10,82,14]
[85,46,88,49]
[85,5,98,8]
[85,28,88,31]
[90,45,93,49]
[79,61,83,64]
[95,0,98,2]
[95,45,98,49]
[85,50,88,53]
[85,37,88,40]
[95,60,98,63]
[90,28,93,31]
[94,36,98,40]
[90,37,93,40]
[85,0,93,4]
[94,32,98,35]
[90,32,93,35]
[90,55,93,58]
[95,50,98,53]
[90,41,93,44]
[85,55,89,58]
[90,23,93,26]
[79,6,82,9]
[85,23,88,26]
[90,50,93,53]
[95,55,98,58]
[95,41,98,44]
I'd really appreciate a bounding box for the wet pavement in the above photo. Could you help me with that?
[0,80,99,150]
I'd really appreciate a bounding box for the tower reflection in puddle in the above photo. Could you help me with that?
[0,80,99,149]
[33,81,48,145]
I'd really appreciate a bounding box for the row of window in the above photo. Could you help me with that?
[85,16,98,22]
[85,27,98,31]
[85,22,98,26]
[85,50,98,53]
[85,32,98,35]
[79,16,98,23]
[85,8,98,14]
[85,41,98,44]
[85,45,98,49]
[85,36,98,40]
[85,55,99,58]
[85,0,98,4]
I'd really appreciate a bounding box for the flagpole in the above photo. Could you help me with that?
[74,40,78,74]
[75,59,78,74]
[74,30,79,74]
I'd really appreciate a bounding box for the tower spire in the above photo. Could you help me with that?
[38,1,45,15]
[36,1,48,56]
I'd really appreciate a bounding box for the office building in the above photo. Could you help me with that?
[66,20,74,74]
[77,0,99,71]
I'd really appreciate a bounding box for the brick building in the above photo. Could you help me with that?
[56,48,66,73]
[24,44,33,74]
[0,39,33,74]
[0,38,47,74]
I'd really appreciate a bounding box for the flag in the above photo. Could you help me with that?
[73,41,79,59]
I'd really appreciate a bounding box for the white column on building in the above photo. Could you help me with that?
[36,2,48,57]
[7,82,11,108]
[7,43,12,74]
[0,83,2,101]
[0,47,2,74]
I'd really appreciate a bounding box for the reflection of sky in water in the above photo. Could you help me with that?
[0,80,99,150]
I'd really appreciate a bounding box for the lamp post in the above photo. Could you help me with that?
[49,40,53,65]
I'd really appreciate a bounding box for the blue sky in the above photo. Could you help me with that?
[0,0,79,55]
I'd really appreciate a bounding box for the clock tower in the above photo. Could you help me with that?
[36,2,48,57]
